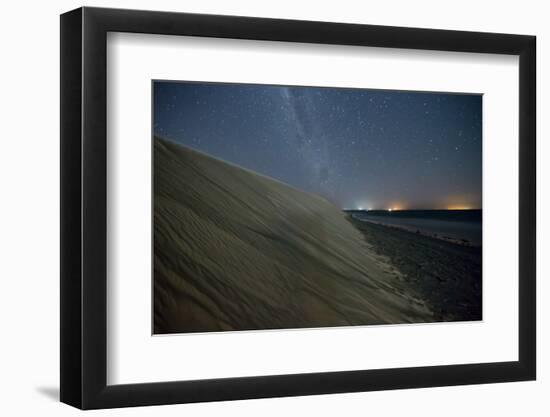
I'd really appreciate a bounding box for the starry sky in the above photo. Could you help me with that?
[153,81,482,210]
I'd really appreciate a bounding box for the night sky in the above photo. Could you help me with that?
[154,81,482,210]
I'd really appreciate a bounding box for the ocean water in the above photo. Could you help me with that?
[349,209,482,246]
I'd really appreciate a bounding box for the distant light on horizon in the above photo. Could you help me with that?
[348,203,478,211]
[447,205,472,210]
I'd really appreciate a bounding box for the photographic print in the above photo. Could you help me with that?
[153,81,482,335]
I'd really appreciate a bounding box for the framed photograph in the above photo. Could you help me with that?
[60,7,536,409]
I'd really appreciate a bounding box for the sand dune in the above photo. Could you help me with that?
[154,137,433,334]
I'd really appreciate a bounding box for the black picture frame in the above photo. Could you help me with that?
[60,6,536,410]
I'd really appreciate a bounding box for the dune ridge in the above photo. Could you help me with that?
[154,137,433,334]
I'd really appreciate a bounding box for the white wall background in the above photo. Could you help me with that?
[0,0,546,415]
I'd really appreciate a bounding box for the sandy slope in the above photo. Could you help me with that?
[154,137,433,333]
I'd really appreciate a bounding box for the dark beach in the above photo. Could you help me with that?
[348,216,482,322]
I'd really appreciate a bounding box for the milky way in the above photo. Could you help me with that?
[154,81,482,210]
